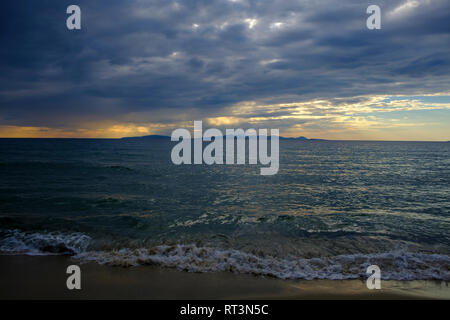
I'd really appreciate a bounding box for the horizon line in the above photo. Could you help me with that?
[0,136,448,142]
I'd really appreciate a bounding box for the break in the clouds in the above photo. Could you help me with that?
[0,0,449,139]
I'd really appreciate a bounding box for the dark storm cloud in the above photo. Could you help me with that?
[0,0,449,127]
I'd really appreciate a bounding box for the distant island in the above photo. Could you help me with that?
[121,135,326,141]
[122,135,171,140]
[278,136,326,141]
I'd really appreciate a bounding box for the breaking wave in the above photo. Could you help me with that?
[1,230,449,280]
[74,244,450,280]
[0,229,91,255]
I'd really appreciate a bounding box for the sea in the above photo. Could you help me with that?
[0,138,449,280]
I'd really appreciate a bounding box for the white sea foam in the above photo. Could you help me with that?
[74,244,450,281]
[0,229,91,255]
[1,230,449,280]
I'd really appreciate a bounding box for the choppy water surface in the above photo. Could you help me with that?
[0,139,449,280]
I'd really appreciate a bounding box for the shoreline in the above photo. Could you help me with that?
[0,255,448,299]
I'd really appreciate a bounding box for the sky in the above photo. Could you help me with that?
[0,0,449,140]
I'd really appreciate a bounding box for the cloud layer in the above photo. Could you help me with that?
[0,0,449,139]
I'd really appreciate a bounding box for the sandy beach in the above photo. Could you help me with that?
[0,255,448,300]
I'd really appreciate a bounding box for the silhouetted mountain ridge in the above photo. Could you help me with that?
[122,135,326,141]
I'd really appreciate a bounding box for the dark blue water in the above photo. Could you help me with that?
[0,139,449,279]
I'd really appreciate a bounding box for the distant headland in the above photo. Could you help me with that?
[121,135,327,141]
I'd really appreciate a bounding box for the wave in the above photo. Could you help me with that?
[74,245,450,280]
[0,229,91,255]
[1,230,449,280]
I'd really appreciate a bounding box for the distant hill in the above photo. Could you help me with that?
[122,135,326,141]
[279,136,326,141]
[121,135,171,140]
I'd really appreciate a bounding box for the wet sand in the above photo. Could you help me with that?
[0,255,448,299]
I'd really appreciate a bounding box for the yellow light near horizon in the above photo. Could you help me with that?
[207,117,242,126]
[0,124,153,138]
